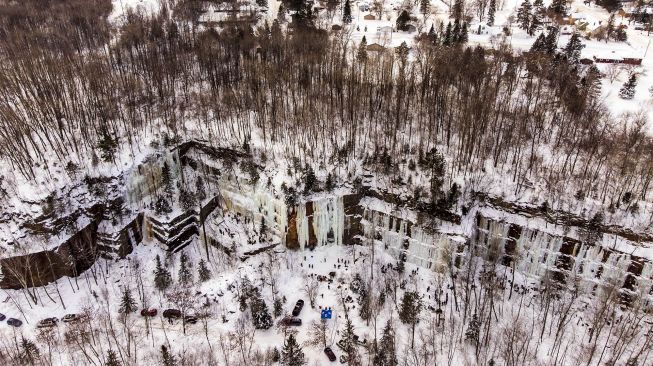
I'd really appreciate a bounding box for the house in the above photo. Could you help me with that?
[367,43,385,52]
[364,14,376,21]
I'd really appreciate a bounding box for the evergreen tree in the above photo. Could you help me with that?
[97,128,118,163]
[154,255,172,291]
[420,0,430,15]
[563,32,584,64]
[543,27,559,54]
[198,258,211,282]
[343,0,353,24]
[459,22,468,44]
[281,333,305,366]
[373,320,397,366]
[452,19,461,43]
[273,297,283,317]
[549,0,567,16]
[154,196,173,215]
[21,337,40,365]
[303,165,316,193]
[161,161,173,195]
[396,10,411,31]
[443,22,452,46]
[465,313,480,343]
[357,37,368,63]
[487,0,496,26]
[106,349,121,366]
[399,291,421,348]
[178,252,193,285]
[517,0,532,31]
[619,74,637,100]
[119,287,137,314]
[161,345,177,366]
[250,289,274,329]
[530,32,546,52]
[179,187,196,211]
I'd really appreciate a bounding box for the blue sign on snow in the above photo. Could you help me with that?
[321,308,333,319]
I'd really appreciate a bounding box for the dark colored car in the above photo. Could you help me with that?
[324,347,336,362]
[184,315,198,324]
[281,317,302,326]
[7,318,23,327]
[37,317,59,328]
[0,313,6,321]
[62,313,85,323]
[291,299,305,316]
[140,308,158,317]
[163,309,182,319]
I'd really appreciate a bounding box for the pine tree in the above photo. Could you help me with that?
[487,0,496,26]
[399,291,421,348]
[154,196,172,215]
[303,165,316,193]
[161,161,173,195]
[161,345,177,366]
[281,333,305,366]
[563,32,584,64]
[119,287,137,314]
[619,74,637,100]
[543,27,559,54]
[356,36,368,62]
[443,22,452,46]
[274,297,283,317]
[97,128,118,163]
[341,319,357,352]
[420,0,430,15]
[459,22,468,44]
[530,33,546,52]
[21,337,40,365]
[343,0,353,24]
[178,252,193,285]
[517,0,532,31]
[250,289,274,329]
[549,0,567,16]
[154,255,172,291]
[452,19,461,43]
[198,259,211,282]
[373,320,397,366]
[106,349,121,366]
[465,313,480,343]
[396,10,411,31]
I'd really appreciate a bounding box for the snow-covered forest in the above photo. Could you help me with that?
[0,0,653,365]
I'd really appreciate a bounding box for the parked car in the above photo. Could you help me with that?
[324,347,337,362]
[0,313,6,321]
[140,308,158,317]
[291,299,305,316]
[184,315,198,324]
[7,318,22,327]
[163,309,182,319]
[62,313,86,323]
[281,317,302,326]
[37,318,58,328]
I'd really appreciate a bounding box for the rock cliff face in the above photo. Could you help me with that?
[2,141,652,310]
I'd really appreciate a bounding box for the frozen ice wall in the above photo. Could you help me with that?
[295,196,345,249]
[360,207,459,273]
[125,151,181,209]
